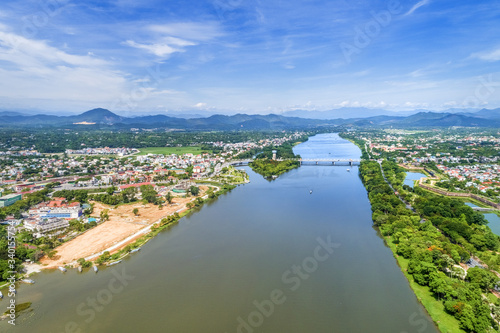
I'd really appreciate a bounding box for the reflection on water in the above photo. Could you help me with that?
[404,172,426,188]
[465,202,500,236]
[484,213,500,236]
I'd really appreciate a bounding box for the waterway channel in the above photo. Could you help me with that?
[0,133,438,333]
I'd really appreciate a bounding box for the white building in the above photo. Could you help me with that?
[24,217,70,237]
[29,203,82,220]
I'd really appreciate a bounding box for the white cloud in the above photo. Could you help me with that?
[149,88,182,96]
[442,101,457,107]
[149,22,223,42]
[123,40,188,57]
[194,102,207,108]
[124,23,217,58]
[404,0,431,16]
[133,78,151,83]
[471,48,500,62]
[404,101,429,108]
[0,30,127,107]
[0,31,108,68]
[409,69,425,77]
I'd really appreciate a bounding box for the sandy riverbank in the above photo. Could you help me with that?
[39,189,207,269]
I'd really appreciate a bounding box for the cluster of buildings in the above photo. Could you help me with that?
[23,198,83,237]
[65,147,138,156]
[362,131,500,195]
[0,149,42,156]
[1,133,305,236]
[0,148,227,183]
[215,132,306,155]
[135,153,221,178]
[0,153,132,182]
[436,164,500,192]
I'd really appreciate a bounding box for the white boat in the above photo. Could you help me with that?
[309,190,313,194]
[347,169,350,172]
[107,260,122,267]
[130,248,141,253]
[22,279,35,284]
[78,266,82,273]
[58,266,67,272]
[93,266,98,273]
[0,291,3,299]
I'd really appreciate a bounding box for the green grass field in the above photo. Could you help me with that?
[137,146,211,156]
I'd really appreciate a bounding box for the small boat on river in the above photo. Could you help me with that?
[107,260,122,267]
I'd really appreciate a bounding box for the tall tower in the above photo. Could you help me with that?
[272,150,277,160]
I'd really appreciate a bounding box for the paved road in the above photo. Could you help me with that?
[378,160,417,213]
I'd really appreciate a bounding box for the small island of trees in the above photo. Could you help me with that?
[249,159,300,179]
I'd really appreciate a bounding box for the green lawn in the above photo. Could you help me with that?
[137,146,211,156]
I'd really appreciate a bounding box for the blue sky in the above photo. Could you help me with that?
[0,0,499,115]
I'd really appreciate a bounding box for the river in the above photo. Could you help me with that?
[404,172,427,188]
[465,202,500,236]
[1,133,437,333]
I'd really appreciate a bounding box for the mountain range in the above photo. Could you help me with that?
[1,107,500,130]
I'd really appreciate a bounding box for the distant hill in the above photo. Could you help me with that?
[71,108,124,124]
[353,111,500,128]
[2,107,500,130]
[281,107,419,119]
[469,108,500,120]
[397,112,499,127]
[0,108,340,130]
[0,111,28,117]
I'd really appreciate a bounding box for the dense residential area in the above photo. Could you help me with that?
[0,131,307,283]
[358,130,500,201]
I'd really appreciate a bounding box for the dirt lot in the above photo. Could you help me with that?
[40,193,197,268]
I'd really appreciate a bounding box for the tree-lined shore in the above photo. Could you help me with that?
[360,160,500,333]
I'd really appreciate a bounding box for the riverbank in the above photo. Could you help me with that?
[359,161,463,332]
[385,242,465,333]
[360,160,500,332]
[39,197,194,268]
[35,183,233,270]
[1,133,440,333]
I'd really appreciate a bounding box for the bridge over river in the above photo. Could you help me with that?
[230,158,362,166]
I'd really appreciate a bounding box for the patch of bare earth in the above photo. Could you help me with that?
[41,194,196,268]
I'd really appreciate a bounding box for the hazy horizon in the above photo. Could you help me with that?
[0,105,494,119]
